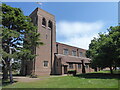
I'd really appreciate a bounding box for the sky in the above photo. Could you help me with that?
[118,1,120,26]
[4,2,118,49]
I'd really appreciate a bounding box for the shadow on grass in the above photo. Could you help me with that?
[12,74,25,76]
[75,73,120,80]
[2,80,18,87]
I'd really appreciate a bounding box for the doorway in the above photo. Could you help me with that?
[64,66,68,74]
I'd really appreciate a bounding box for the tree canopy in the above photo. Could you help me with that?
[1,3,43,83]
[86,26,120,74]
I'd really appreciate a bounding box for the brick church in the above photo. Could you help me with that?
[21,8,94,76]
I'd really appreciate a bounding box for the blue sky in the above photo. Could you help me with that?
[5,2,118,49]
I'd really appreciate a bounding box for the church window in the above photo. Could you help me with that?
[48,20,53,29]
[42,18,46,27]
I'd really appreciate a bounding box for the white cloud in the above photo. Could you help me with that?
[56,21,104,49]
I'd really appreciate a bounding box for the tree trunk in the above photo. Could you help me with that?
[81,60,86,73]
[98,68,101,71]
[109,66,113,74]
[113,66,117,71]
[8,61,14,83]
[94,67,97,72]
[2,65,8,80]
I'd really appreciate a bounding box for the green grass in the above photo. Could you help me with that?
[96,70,120,74]
[6,76,119,88]
[3,71,120,88]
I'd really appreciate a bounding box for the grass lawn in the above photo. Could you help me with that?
[2,70,120,88]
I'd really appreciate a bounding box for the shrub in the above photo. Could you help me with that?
[30,74,38,78]
[67,70,76,76]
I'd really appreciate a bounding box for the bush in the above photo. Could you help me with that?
[30,74,38,78]
[68,70,76,76]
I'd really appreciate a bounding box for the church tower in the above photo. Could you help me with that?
[29,8,56,75]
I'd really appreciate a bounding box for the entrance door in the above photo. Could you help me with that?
[64,66,67,74]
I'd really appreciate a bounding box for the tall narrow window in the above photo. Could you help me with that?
[43,61,48,67]
[57,62,59,67]
[46,34,48,39]
[48,20,53,29]
[69,64,73,69]
[78,64,81,69]
[63,49,69,55]
[42,18,46,27]
[72,50,76,56]
[79,52,83,57]
[85,65,89,68]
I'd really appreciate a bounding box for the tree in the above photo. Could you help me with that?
[12,59,21,73]
[108,26,120,68]
[86,26,120,74]
[1,4,43,83]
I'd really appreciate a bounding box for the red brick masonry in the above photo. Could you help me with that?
[21,8,94,76]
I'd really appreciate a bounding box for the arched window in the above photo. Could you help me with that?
[42,18,46,26]
[48,20,53,29]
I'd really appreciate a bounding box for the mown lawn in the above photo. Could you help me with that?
[2,70,120,88]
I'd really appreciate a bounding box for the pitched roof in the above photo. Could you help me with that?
[55,54,91,65]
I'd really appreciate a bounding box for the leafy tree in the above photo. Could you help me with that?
[108,26,120,67]
[12,60,21,73]
[86,26,120,74]
[1,4,43,83]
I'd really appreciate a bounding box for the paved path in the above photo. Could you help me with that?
[13,75,67,82]
[13,76,50,82]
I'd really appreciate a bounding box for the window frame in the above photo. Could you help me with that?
[72,50,77,56]
[43,61,48,67]
[48,20,53,30]
[78,64,81,69]
[46,34,48,39]
[69,63,73,69]
[79,52,83,57]
[63,49,69,55]
[42,17,46,27]
[85,64,89,68]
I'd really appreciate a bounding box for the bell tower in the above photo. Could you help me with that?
[29,8,56,75]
